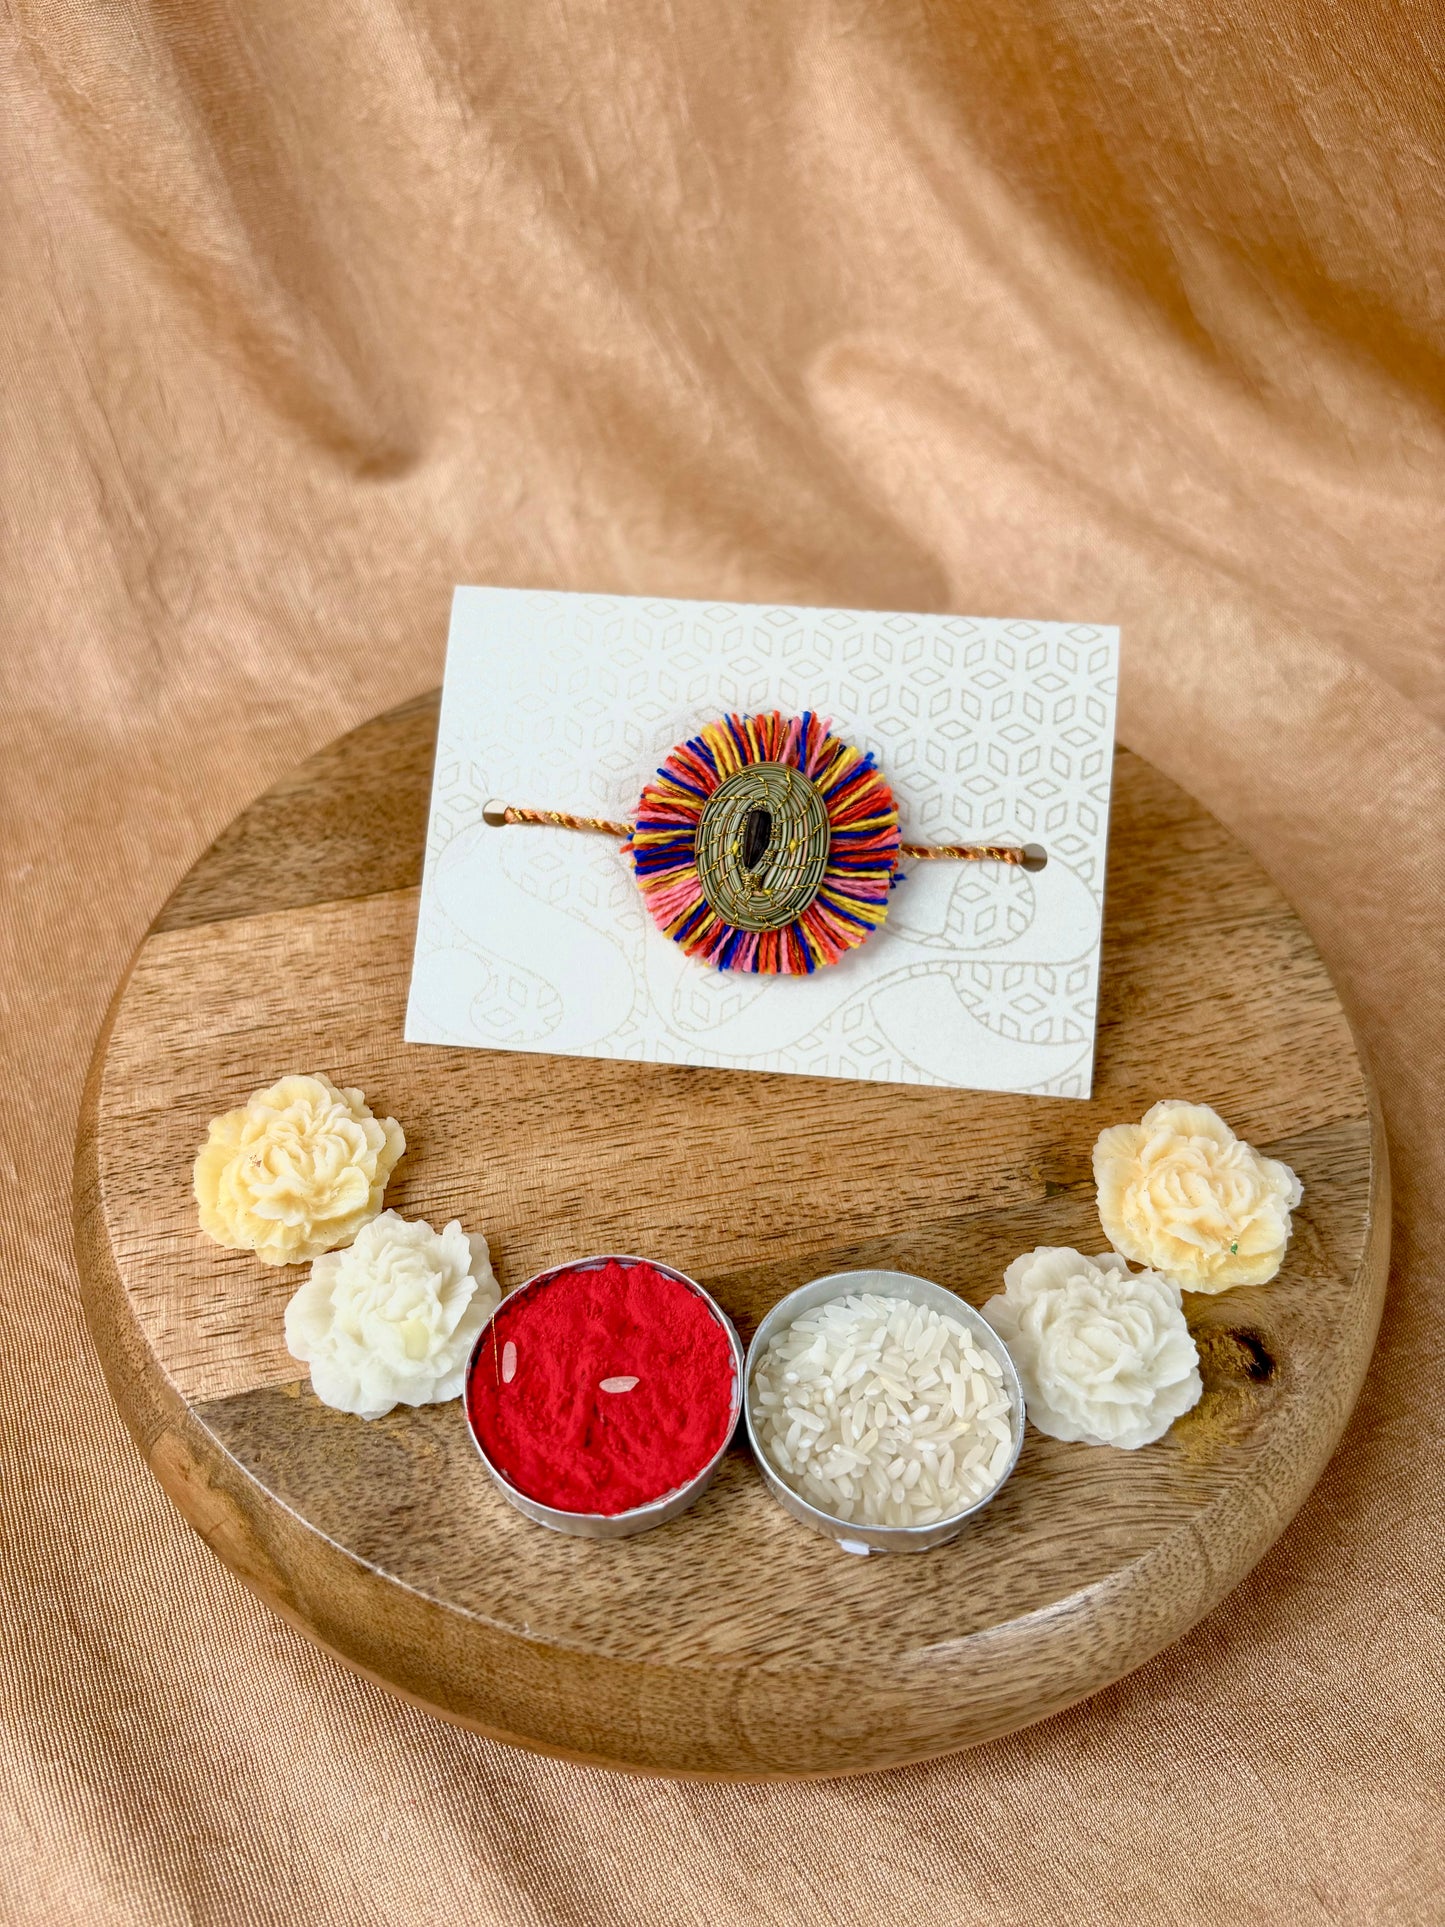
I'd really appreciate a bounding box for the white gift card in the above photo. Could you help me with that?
[406,589,1118,1097]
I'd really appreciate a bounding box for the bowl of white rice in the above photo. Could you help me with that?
[744,1269,1025,1555]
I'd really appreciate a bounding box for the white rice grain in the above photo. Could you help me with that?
[750,1292,1016,1528]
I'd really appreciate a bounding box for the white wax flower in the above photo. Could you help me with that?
[1094,1100,1302,1294]
[194,1073,405,1266]
[982,1247,1201,1450]
[284,1211,499,1420]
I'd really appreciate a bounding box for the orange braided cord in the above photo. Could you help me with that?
[899,841,1027,863]
[490,806,1030,863]
[497,805,633,837]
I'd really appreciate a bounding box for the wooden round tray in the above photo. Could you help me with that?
[74,693,1388,1778]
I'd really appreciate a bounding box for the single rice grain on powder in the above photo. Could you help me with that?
[750,1292,1016,1526]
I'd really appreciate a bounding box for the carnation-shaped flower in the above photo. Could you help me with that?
[284,1211,499,1419]
[1094,1100,1302,1294]
[982,1247,1201,1450]
[194,1073,405,1266]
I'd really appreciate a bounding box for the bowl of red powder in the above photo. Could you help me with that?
[464,1254,744,1538]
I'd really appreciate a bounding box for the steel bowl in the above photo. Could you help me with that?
[743,1268,1025,1555]
[463,1253,744,1540]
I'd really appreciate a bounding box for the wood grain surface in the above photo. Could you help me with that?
[73,693,1389,1778]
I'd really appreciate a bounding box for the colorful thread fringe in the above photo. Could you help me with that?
[625,712,901,973]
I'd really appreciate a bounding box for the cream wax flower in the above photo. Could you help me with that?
[1094,1100,1302,1294]
[982,1247,1201,1449]
[285,1211,499,1419]
[194,1073,404,1266]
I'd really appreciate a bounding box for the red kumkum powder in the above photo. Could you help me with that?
[467,1260,736,1515]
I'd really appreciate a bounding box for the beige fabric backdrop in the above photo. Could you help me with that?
[2,2,1442,1920]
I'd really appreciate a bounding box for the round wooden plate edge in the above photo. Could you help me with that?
[68,702,1394,1779]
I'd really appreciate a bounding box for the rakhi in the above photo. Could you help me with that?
[483,710,1046,975]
